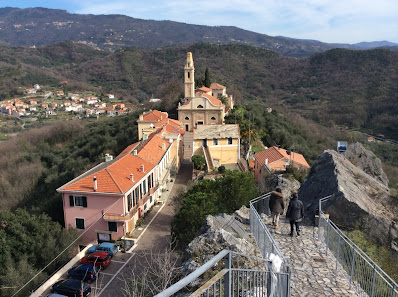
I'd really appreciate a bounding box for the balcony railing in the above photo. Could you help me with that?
[103,207,137,221]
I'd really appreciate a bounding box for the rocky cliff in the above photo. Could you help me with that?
[299,143,398,252]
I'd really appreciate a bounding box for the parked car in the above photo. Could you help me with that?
[51,279,91,297]
[87,242,118,256]
[67,264,99,283]
[40,293,68,297]
[81,251,111,269]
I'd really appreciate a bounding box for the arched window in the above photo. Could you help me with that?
[211,116,216,120]
[187,72,190,79]
[197,105,204,108]
[185,116,189,120]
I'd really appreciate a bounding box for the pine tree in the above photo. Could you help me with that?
[204,67,211,88]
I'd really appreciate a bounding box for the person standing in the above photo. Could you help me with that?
[286,192,304,236]
[269,188,285,229]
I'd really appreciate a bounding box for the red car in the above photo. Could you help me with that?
[80,252,111,269]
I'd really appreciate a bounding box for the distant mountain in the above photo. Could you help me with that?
[353,41,398,49]
[0,7,395,58]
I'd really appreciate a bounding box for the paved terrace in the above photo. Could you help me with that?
[264,217,358,297]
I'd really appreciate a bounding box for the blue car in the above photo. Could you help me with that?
[87,242,119,257]
[67,264,99,283]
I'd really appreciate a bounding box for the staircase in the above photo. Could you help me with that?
[202,146,214,171]
[183,132,193,162]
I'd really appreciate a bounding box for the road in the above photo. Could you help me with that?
[96,162,193,297]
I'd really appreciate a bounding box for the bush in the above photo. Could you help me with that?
[218,165,226,173]
[191,155,206,170]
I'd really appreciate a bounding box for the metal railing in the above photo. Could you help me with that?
[249,193,290,274]
[155,249,290,297]
[318,196,398,297]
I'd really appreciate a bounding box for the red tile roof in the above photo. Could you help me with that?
[197,86,212,92]
[200,93,223,107]
[153,118,185,135]
[254,146,310,171]
[117,142,141,158]
[210,83,226,90]
[137,135,170,165]
[138,110,168,122]
[61,154,155,194]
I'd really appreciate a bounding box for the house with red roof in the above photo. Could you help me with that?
[57,121,184,246]
[177,52,234,132]
[253,146,310,184]
[136,109,168,140]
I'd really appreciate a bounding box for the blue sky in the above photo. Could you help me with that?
[2,0,398,44]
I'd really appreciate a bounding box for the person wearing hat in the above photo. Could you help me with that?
[286,192,304,236]
[269,188,285,229]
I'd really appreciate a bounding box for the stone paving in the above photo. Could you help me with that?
[265,217,358,297]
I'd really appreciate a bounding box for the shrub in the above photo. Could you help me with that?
[218,165,226,173]
[191,155,206,170]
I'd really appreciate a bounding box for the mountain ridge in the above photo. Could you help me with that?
[0,7,396,57]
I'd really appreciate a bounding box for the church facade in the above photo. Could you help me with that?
[178,52,233,132]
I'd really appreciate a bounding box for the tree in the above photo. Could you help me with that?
[204,67,211,88]
[191,155,206,170]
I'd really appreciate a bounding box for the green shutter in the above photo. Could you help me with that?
[69,196,74,206]
[82,196,87,207]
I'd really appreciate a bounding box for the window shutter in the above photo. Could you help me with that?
[82,196,87,208]
[69,196,74,207]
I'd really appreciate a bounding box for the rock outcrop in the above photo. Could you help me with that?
[258,174,301,199]
[344,142,389,186]
[299,149,398,252]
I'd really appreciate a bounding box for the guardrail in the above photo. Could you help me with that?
[249,193,290,274]
[318,196,398,297]
[155,249,290,297]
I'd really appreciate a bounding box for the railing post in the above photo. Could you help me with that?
[335,235,341,270]
[224,251,231,297]
[392,283,396,297]
[325,220,330,256]
[349,247,356,289]
[318,199,322,241]
[370,263,377,297]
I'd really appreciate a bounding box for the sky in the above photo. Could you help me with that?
[2,0,398,44]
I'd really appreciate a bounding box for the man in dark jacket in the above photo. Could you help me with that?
[269,188,285,229]
[286,192,304,236]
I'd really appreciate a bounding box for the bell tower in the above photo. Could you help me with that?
[184,52,195,99]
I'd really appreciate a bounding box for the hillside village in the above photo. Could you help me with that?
[0,84,130,119]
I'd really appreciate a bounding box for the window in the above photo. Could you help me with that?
[132,191,136,207]
[127,194,131,211]
[187,72,190,78]
[76,218,85,229]
[108,222,117,232]
[144,203,147,210]
[150,196,153,203]
[69,195,87,208]
[197,105,204,108]
[185,116,189,120]
[213,138,218,145]
[135,187,139,203]
[228,137,233,145]
[147,176,151,189]
[139,184,142,199]
[211,116,216,120]
[143,180,147,195]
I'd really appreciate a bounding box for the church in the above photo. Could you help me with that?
[178,52,234,132]
[178,52,240,169]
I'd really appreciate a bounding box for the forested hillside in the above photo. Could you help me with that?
[1,42,397,138]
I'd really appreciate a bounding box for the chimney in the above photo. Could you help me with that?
[105,153,113,162]
[141,165,145,173]
[139,114,143,120]
[130,174,134,182]
[162,143,166,150]
[93,176,97,191]
[265,158,268,165]
[133,149,137,156]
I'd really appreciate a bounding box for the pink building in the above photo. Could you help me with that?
[57,127,182,247]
